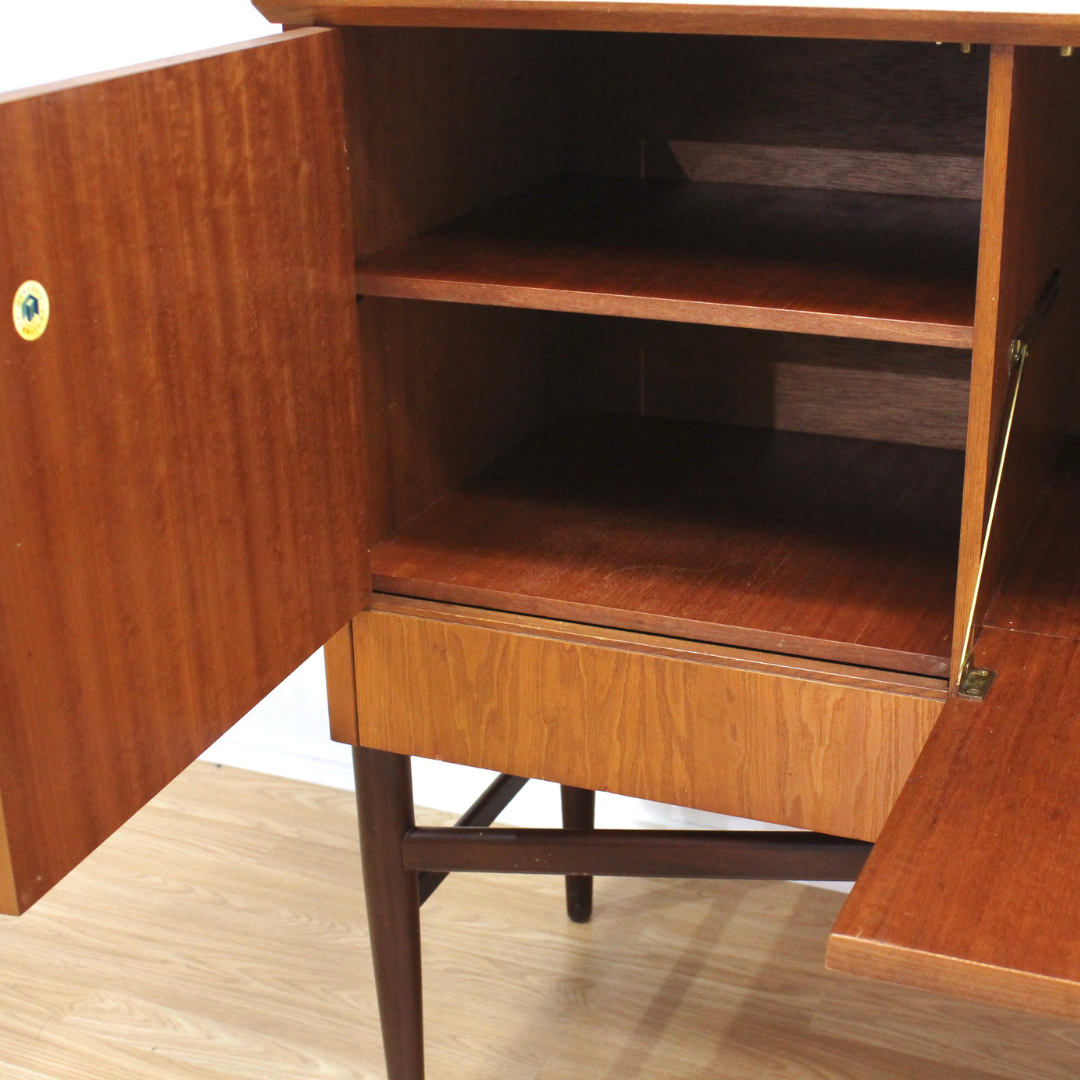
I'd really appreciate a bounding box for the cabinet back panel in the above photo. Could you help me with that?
[345,31,989,259]
[563,318,971,450]
[563,35,990,191]
[360,297,565,544]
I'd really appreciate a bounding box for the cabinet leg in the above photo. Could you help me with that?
[353,746,425,1080]
[560,785,595,923]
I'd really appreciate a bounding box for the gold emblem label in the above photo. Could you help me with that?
[12,281,50,341]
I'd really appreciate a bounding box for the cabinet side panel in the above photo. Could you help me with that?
[952,46,1080,678]
[0,787,16,916]
[344,26,562,258]
[0,30,369,911]
[352,606,942,841]
[360,298,564,543]
[324,622,360,745]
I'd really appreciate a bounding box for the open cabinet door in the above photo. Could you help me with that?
[0,28,368,914]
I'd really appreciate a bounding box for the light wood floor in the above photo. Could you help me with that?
[0,763,1077,1080]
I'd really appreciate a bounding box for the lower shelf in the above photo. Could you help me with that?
[371,413,963,676]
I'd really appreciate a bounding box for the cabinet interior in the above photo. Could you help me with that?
[347,28,988,677]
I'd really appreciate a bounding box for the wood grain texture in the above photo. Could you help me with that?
[7,762,1080,1080]
[350,598,944,841]
[985,450,1080,638]
[254,1,1080,46]
[0,790,15,918]
[353,747,425,1080]
[563,35,989,175]
[358,297,562,545]
[361,594,950,698]
[323,622,360,745]
[0,28,368,913]
[564,319,971,451]
[402,826,871,878]
[669,144,984,199]
[372,413,964,676]
[357,176,980,347]
[343,26,561,259]
[828,628,1080,1020]
[951,45,1080,679]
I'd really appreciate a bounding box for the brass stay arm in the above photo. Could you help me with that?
[956,270,1061,700]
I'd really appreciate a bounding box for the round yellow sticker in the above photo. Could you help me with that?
[12,281,49,341]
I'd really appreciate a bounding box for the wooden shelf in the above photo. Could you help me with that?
[356,176,980,347]
[371,414,963,675]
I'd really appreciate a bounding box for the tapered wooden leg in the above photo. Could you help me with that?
[560,785,595,923]
[353,746,424,1080]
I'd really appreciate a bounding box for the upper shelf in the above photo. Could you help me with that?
[257,3,1080,47]
[357,176,980,347]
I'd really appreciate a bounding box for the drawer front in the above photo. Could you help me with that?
[348,599,944,842]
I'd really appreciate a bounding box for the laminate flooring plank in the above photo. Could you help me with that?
[0,762,1077,1079]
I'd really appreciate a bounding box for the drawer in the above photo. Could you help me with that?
[344,596,945,842]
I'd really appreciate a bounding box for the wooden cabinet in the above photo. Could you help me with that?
[3,0,1080,1034]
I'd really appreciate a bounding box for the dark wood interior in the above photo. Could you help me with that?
[349,29,988,679]
[357,175,980,345]
[371,411,963,675]
[350,31,988,345]
[563,318,972,450]
[985,444,1080,639]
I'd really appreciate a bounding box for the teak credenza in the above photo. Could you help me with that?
[4,3,1080,1073]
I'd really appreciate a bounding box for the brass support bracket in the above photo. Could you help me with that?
[955,270,1061,701]
[957,664,996,701]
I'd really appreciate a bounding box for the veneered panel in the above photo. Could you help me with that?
[254,1,1080,47]
[0,28,368,912]
[952,45,1080,680]
[343,26,562,258]
[828,630,1080,1020]
[371,414,963,676]
[351,596,944,842]
[324,622,360,745]
[564,319,971,451]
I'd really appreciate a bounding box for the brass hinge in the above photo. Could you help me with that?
[957,660,996,702]
[954,270,1061,700]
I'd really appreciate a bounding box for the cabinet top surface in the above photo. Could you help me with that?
[255,0,1080,44]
